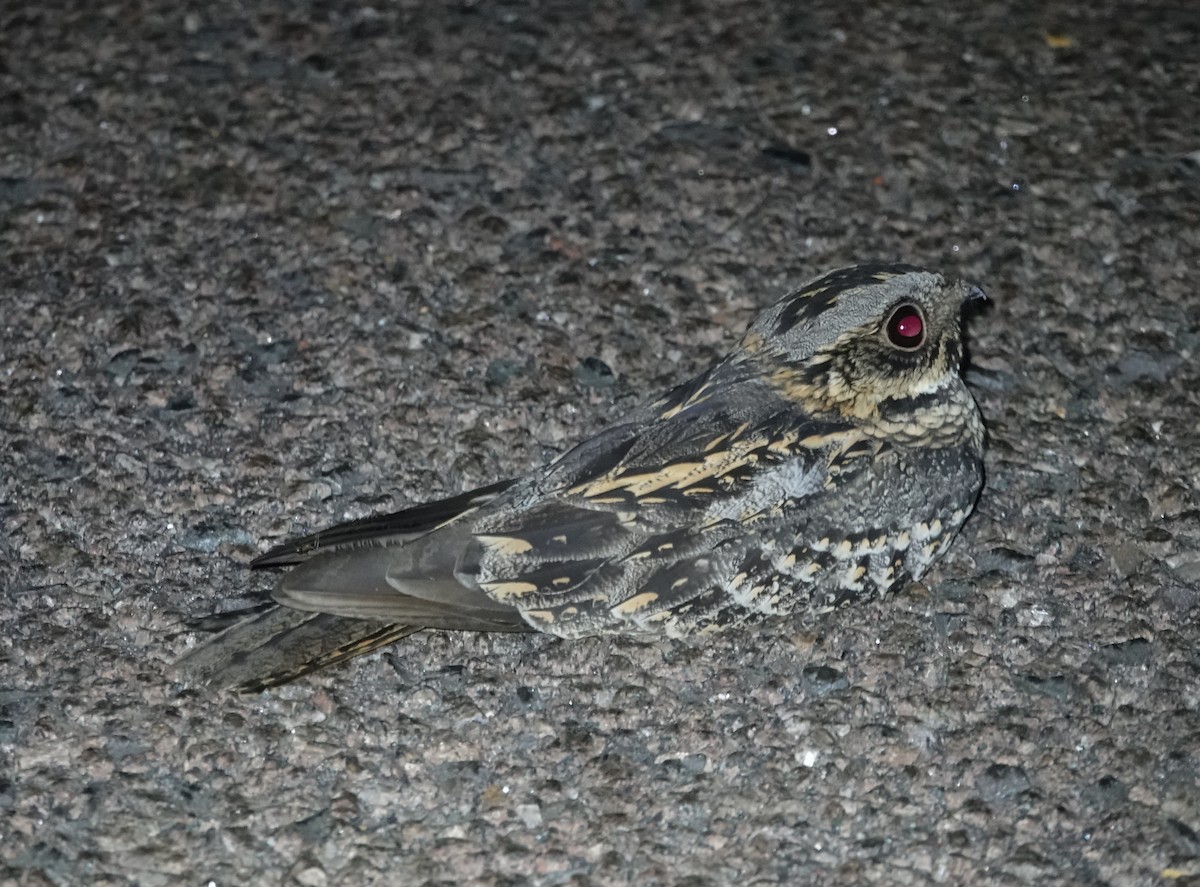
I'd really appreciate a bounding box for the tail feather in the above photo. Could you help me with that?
[173,604,419,691]
[175,480,529,690]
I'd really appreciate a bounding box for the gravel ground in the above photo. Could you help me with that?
[3,0,1199,884]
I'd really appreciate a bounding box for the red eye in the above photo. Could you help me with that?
[886,304,925,349]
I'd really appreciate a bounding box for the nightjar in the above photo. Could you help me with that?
[178,263,987,690]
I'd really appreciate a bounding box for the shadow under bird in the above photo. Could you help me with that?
[177,263,987,691]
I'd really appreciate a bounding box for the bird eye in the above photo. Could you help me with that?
[885,303,925,350]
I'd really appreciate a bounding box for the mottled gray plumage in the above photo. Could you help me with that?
[176,263,986,690]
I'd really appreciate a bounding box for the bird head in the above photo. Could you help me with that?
[736,264,986,427]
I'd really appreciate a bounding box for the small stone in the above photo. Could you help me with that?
[516,803,543,828]
[575,356,616,388]
[294,866,327,887]
[486,358,525,386]
[760,143,812,171]
[975,546,1036,575]
[1013,673,1074,703]
[1097,637,1153,667]
[1080,775,1128,811]
[976,763,1032,802]
[1169,557,1200,585]
[1109,541,1144,578]
[800,665,849,697]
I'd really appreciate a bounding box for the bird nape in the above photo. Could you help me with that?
[174,263,986,691]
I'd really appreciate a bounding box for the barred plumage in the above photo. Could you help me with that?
[177,263,987,690]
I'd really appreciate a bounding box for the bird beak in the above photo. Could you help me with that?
[964,283,989,305]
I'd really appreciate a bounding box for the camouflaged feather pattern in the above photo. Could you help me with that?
[177,263,986,689]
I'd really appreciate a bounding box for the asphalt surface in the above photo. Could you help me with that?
[2,0,1199,884]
